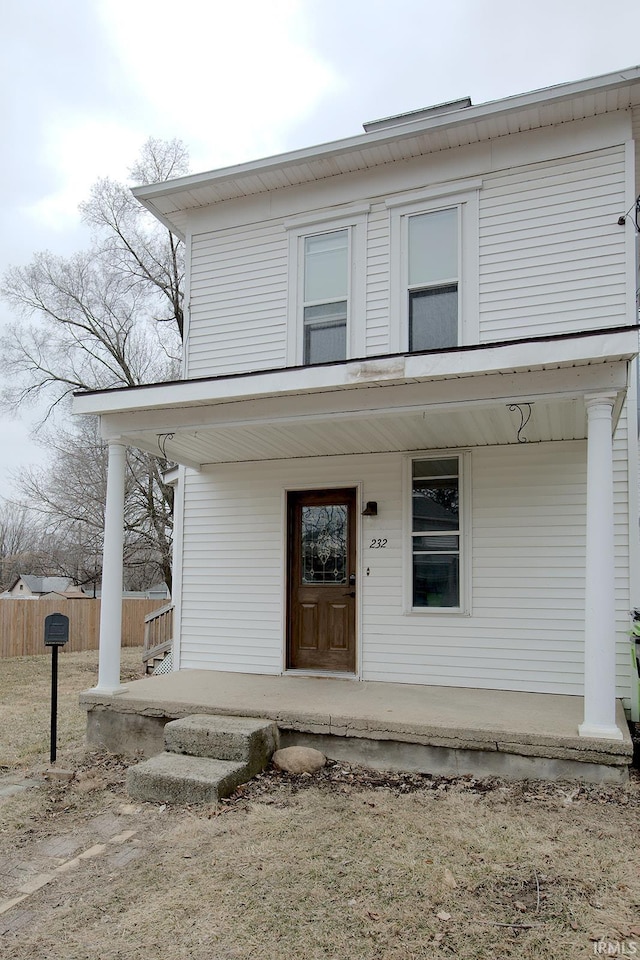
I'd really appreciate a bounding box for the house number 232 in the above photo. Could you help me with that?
[369,538,388,549]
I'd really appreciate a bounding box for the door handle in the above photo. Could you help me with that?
[343,591,356,598]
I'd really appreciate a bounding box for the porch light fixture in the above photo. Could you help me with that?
[362,501,378,516]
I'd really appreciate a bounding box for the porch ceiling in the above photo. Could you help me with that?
[72,328,637,468]
[127,395,589,466]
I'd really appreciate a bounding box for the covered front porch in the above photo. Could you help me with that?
[80,669,633,783]
[73,326,640,752]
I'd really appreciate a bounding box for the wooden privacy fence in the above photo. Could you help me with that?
[0,598,166,658]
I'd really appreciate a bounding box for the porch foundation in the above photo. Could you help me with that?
[80,670,633,784]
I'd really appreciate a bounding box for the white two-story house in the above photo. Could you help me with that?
[75,66,640,746]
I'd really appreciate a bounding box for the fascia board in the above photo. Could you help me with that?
[99,362,629,441]
[403,330,639,380]
[72,328,639,419]
[132,65,640,211]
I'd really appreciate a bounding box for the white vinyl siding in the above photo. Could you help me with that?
[179,474,284,672]
[364,444,590,691]
[188,221,288,377]
[185,139,628,376]
[177,438,631,698]
[478,146,627,341]
[365,202,390,354]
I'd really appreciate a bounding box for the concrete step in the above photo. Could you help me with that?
[127,714,279,804]
[127,752,250,804]
[164,714,278,776]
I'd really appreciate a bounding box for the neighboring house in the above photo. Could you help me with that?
[74,66,640,736]
[1,575,86,599]
[91,583,171,600]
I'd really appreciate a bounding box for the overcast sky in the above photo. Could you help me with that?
[1,0,640,496]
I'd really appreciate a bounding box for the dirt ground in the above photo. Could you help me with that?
[1,650,639,960]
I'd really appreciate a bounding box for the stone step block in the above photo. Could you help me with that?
[164,714,278,776]
[127,752,249,804]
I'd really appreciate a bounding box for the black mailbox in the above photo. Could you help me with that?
[44,613,69,647]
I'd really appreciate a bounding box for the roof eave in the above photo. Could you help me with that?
[133,64,640,221]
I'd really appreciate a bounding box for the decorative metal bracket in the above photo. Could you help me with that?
[507,403,534,443]
[617,193,640,233]
[157,433,175,459]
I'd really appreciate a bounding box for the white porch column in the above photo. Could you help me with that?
[95,441,126,693]
[579,394,623,740]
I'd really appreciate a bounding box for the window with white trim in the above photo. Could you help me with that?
[284,205,369,366]
[411,456,461,609]
[386,180,480,354]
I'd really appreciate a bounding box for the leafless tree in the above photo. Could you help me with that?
[1,250,174,413]
[18,419,173,592]
[80,137,188,341]
[0,138,187,589]
[0,500,46,590]
[1,138,187,413]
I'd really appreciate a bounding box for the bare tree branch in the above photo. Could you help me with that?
[80,137,187,339]
[0,137,188,589]
[16,419,173,591]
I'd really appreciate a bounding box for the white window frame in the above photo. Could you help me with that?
[386,180,481,354]
[284,204,369,366]
[403,450,472,615]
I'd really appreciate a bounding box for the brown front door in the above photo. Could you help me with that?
[287,488,357,672]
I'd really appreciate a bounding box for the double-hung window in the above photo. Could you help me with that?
[387,179,480,354]
[302,230,348,365]
[411,456,462,609]
[284,204,369,366]
[408,208,458,352]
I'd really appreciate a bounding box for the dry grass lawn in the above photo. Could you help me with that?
[0,647,144,768]
[0,650,639,959]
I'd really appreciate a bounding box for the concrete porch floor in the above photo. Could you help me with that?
[80,670,634,784]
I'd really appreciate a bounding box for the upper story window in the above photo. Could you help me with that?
[387,179,481,355]
[408,208,458,352]
[303,230,348,365]
[284,204,369,366]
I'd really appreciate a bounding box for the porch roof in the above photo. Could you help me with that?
[72,327,638,469]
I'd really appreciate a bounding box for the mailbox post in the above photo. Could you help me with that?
[44,614,69,764]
